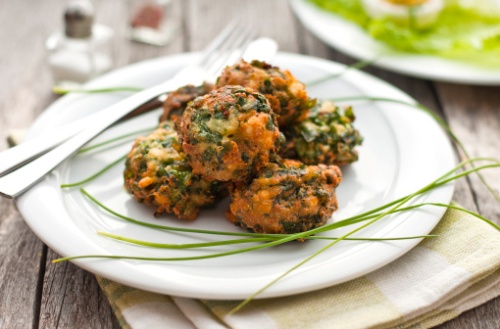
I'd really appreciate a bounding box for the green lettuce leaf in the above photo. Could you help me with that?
[309,0,500,67]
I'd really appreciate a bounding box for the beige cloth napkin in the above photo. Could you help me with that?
[7,131,500,329]
[96,208,500,329]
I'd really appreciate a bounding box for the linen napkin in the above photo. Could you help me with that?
[95,206,500,329]
[7,132,500,329]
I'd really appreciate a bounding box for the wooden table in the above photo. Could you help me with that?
[0,0,499,328]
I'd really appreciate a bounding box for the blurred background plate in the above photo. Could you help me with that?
[290,0,500,85]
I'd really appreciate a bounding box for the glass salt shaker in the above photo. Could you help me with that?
[46,0,113,87]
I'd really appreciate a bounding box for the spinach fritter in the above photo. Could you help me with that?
[178,85,283,182]
[226,159,342,236]
[216,59,315,127]
[159,82,215,123]
[124,121,227,220]
[280,100,363,166]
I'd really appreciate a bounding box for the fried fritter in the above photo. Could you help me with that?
[124,121,227,221]
[216,60,314,127]
[226,159,342,236]
[280,100,363,166]
[178,85,283,182]
[160,82,215,123]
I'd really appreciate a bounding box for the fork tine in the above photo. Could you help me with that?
[221,29,258,67]
[0,20,262,199]
[197,20,239,66]
[224,31,258,67]
[204,26,258,80]
[201,21,246,69]
[206,30,258,79]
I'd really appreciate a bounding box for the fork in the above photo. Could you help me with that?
[0,36,277,179]
[0,21,254,177]
[0,22,258,199]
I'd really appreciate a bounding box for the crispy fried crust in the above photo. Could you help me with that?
[217,60,314,127]
[124,121,227,220]
[227,159,342,237]
[160,82,215,123]
[125,63,361,227]
[280,100,363,166]
[178,86,282,182]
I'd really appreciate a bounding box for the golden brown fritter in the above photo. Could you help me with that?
[178,85,283,182]
[226,159,342,236]
[124,121,227,221]
[280,100,363,166]
[216,60,315,127]
[160,82,215,123]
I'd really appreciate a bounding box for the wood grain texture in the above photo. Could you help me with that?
[436,83,500,222]
[38,250,120,329]
[0,0,61,328]
[0,0,498,328]
[0,209,45,329]
[184,0,299,53]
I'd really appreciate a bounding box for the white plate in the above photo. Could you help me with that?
[17,52,455,299]
[290,0,500,85]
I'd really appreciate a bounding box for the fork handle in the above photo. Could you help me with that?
[0,113,103,177]
[0,93,164,177]
[0,79,180,199]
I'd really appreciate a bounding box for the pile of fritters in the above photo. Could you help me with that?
[124,60,363,234]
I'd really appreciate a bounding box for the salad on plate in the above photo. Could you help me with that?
[308,0,500,67]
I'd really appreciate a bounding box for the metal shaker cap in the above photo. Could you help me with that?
[64,0,94,38]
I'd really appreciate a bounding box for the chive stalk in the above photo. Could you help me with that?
[60,154,127,188]
[78,127,156,154]
[53,86,144,95]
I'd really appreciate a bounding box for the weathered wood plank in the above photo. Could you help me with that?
[0,207,45,329]
[435,83,500,223]
[185,0,300,53]
[38,250,120,329]
[0,0,62,328]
